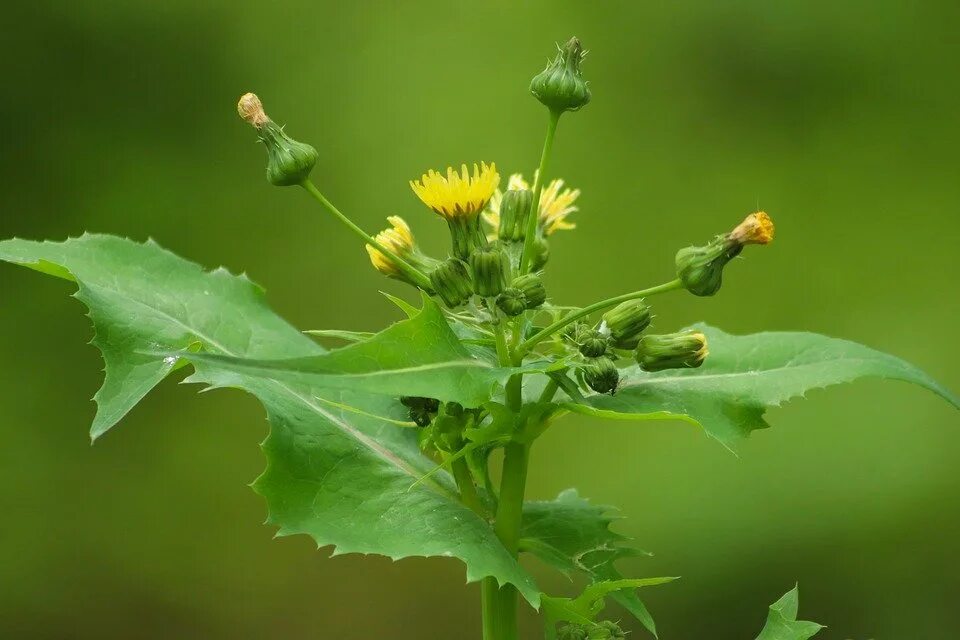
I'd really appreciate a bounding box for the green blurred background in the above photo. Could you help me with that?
[1,1,958,638]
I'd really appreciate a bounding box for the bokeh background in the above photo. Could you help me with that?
[1,1,958,638]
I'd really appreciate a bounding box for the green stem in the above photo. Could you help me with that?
[451,457,484,517]
[493,317,511,368]
[519,110,562,274]
[299,179,433,290]
[514,278,684,358]
[537,378,559,404]
[487,441,531,640]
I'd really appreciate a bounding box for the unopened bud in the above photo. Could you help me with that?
[530,37,592,114]
[577,330,608,358]
[531,235,551,270]
[589,621,626,640]
[558,624,589,640]
[583,356,619,395]
[635,331,708,372]
[470,247,508,297]
[496,288,527,317]
[430,258,473,308]
[602,300,652,349]
[497,189,533,242]
[238,93,318,186]
[512,273,547,309]
[400,396,440,427]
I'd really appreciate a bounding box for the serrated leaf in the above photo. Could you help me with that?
[172,294,516,407]
[578,324,958,452]
[0,234,540,605]
[303,328,375,342]
[755,586,824,640]
[542,577,677,640]
[523,490,665,637]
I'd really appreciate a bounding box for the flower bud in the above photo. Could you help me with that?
[400,396,440,427]
[470,247,508,297]
[496,288,527,317]
[512,273,546,309]
[530,37,592,114]
[558,625,589,640]
[496,189,533,242]
[583,357,619,395]
[589,622,626,640]
[602,300,652,349]
[676,211,775,296]
[237,93,318,187]
[577,330,608,358]
[635,331,709,372]
[430,258,473,308]
[531,235,551,270]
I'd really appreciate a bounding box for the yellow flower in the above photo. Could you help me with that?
[730,211,775,245]
[409,162,500,219]
[483,172,580,236]
[366,216,415,277]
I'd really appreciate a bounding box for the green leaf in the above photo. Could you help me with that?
[172,293,522,407]
[755,586,824,640]
[172,302,561,407]
[303,328,375,342]
[578,324,959,452]
[542,578,677,640]
[0,234,540,605]
[522,490,666,637]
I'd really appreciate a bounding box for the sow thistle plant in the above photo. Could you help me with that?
[2,37,957,640]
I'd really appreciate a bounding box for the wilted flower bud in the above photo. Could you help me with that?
[578,330,608,358]
[583,356,619,395]
[635,331,709,372]
[676,211,775,296]
[497,189,533,242]
[496,288,527,317]
[512,273,547,309]
[530,37,592,114]
[470,247,508,297]
[237,93,318,186]
[602,300,652,349]
[430,258,473,308]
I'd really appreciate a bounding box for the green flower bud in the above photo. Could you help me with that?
[675,237,741,297]
[588,621,625,640]
[583,356,619,395]
[430,258,473,308]
[635,330,709,372]
[512,273,547,309]
[578,330,608,358]
[602,300,652,349]
[447,214,489,260]
[238,93,318,186]
[470,247,508,297]
[531,235,551,270]
[497,189,533,242]
[563,321,590,343]
[530,37,592,114]
[558,624,589,640]
[400,396,440,427]
[496,287,526,317]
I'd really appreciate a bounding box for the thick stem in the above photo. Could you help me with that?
[299,180,433,289]
[514,278,684,358]
[519,110,562,274]
[486,441,531,640]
